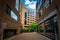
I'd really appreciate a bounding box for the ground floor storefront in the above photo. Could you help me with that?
[37,8,60,40]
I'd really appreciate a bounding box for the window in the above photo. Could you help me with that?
[38,12,41,17]
[28,24,29,25]
[11,11,18,21]
[15,0,19,11]
[25,26,28,28]
[28,17,29,18]
[30,22,32,23]
[6,5,11,15]
[24,20,26,25]
[28,21,29,23]
[51,0,53,3]
[24,12,27,20]
[28,19,29,20]
[29,12,32,15]
[44,20,52,32]
[38,0,43,8]
[50,0,54,3]
[44,0,51,9]
[6,5,18,21]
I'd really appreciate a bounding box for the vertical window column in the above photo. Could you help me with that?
[24,12,27,25]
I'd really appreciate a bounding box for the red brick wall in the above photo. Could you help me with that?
[0,0,21,39]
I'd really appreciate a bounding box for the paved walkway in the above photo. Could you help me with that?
[5,32,51,40]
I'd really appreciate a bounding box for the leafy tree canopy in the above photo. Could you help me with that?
[28,23,37,29]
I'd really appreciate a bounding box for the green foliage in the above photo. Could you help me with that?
[28,23,37,29]
[39,27,44,32]
[21,28,30,33]
[21,23,37,33]
[28,23,37,32]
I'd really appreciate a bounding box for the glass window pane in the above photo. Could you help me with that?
[11,11,18,21]
[29,12,32,14]
[15,0,19,11]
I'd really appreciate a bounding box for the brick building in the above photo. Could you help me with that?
[0,0,21,40]
[26,13,36,25]
[36,0,60,40]
[20,4,37,28]
[24,8,37,28]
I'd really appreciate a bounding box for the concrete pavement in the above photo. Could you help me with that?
[4,32,52,40]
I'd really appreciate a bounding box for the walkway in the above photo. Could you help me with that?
[5,32,51,40]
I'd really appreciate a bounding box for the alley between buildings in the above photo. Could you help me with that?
[4,32,51,40]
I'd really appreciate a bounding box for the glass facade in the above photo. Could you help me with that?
[53,16,59,40]
[44,18,54,33]
[44,15,59,40]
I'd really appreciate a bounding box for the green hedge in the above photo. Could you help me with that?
[21,28,36,33]
[21,28,30,33]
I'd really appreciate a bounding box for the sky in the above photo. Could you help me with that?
[20,0,37,11]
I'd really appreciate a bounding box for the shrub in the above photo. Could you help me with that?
[21,28,30,33]
[39,28,44,32]
[28,23,37,32]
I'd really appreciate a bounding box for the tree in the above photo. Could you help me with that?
[28,23,37,32]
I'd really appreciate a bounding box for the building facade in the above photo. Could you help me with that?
[36,0,60,40]
[20,4,37,28]
[24,9,37,28]
[27,13,36,25]
[0,0,21,40]
[24,8,29,28]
